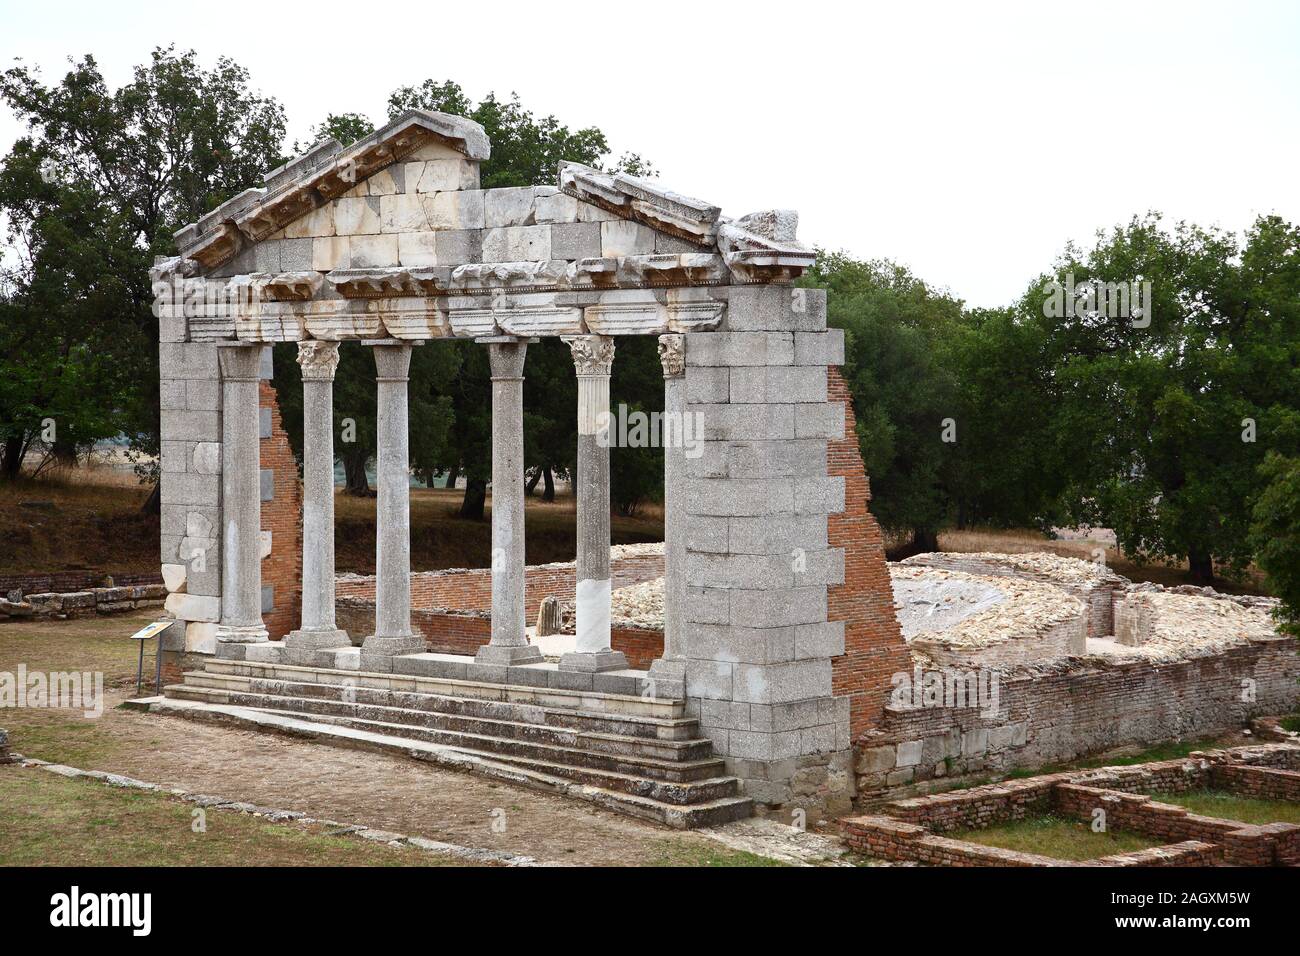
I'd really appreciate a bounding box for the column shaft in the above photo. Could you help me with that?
[649,334,687,688]
[285,341,348,664]
[560,335,626,673]
[476,340,542,665]
[215,344,268,646]
[360,341,423,671]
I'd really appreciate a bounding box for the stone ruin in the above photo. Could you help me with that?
[149,108,858,822]
[145,107,1298,824]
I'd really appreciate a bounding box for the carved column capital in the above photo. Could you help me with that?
[566,334,615,377]
[296,340,341,382]
[657,334,685,379]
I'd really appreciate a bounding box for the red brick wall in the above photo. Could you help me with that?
[826,366,910,738]
[260,380,302,640]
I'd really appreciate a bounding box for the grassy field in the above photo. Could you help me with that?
[952,813,1160,861]
[0,470,661,576]
[0,769,443,867]
[1143,790,1300,825]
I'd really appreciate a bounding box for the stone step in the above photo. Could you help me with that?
[182,670,702,741]
[143,696,753,829]
[166,684,725,783]
[201,658,685,719]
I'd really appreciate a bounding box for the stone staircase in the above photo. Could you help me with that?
[143,658,752,828]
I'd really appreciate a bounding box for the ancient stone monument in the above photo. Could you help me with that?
[151,109,853,821]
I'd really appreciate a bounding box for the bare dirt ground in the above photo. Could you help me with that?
[0,610,767,866]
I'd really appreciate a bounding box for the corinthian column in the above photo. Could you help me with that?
[359,340,424,672]
[648,334,686,690]
[476,338,544,666]
[215,342,268,651]
[559,335,627,674]
[284,341,349,665]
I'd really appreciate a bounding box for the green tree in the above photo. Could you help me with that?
[0,47,286,494]
[1252,453,1300,636]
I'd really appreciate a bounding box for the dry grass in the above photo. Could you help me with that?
[952,813,1160,861]
[0,470,157,575]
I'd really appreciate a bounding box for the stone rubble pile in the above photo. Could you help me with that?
[0,584,167,621]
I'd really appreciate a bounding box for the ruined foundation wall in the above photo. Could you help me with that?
[854,640,1300,797]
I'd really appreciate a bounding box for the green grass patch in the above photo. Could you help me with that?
[650,839,785,867]
[952,813,1160,861]
[1281,714,1300,734]
[0,767,459,867]
[1144,789,1300,825]
[1004,737,1227,779]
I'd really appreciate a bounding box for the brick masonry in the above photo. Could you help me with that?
[842,743,1300,866]
[259,378,302,640]
[827,366,912,738]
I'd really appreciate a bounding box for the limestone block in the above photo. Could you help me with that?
[728,586,827,628]
[481,225,551,262]
[191,442,221,475]
[158,343,219,380]
[694,403,795,442]
[349,235,400,269]
[793,476,845,515]
[577,200,620,222]
[407,139,467,161]
[160,380,186,410]
[793,403,845,440]
[535,191,579,224]
[398,231,439,267]
[380,194,429,233]
[160,472,220,506]
[435,229,482,265]
[687,552,797,590]
[549,221,601,260]
[685,515,728,553]
[686,477,795,516]
[420,191,485,230]
[729,365,827,404]
[732,659,833,705]
[161,563,187,593]
[483,187,538,227]
[793,329,845,366]
[600,220,658,257]
[283,204,335,239]
[685,331,794,367]
[186,380,220,411]
[685,659,733,700]
[164,592,219,622]
[185,621,218,654]
[334,197,382,235]
[896,739,923,767]
[856,745,896,774]
[312,237,351,271]
[160,442,189,475]
[260,530,272,560]
[685,586,730,625]
[685,367,729,404]
[687,439,831,482]
[725,285,827,333]
[407,159,473,193]
[366,168,400,196]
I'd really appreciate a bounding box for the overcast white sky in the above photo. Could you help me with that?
[3,0,1297,306]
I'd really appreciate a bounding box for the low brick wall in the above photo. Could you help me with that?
[1211,764,1300,802]
[0,570,163,594]
[840,815,1218,867]
[853,642,1300,797]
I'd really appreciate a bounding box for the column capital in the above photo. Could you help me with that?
[296,340,341,382]
[565,334,615,377]
[487,339,528,381]
[215,341,264,382]
[657,334,685,379]
[366,339,413,382]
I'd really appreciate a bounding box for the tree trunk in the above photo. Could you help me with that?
[913,527,939,554]
[444,463,459,489]
[1,436,26,480]
[1188,549,1214,583]
[542,465,555,502]
[459,477,487,520]
[525,467,542,497]
[141,482,161,515]
[342,449,372,496]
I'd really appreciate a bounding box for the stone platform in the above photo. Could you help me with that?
[145,656,750,828]
[215,640,683,699]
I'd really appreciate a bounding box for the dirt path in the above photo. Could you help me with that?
[22,687,751,866]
